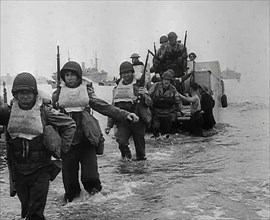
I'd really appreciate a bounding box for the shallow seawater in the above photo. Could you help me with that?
[0,84,269,220]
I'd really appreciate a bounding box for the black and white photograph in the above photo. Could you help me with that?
[0,1,269,219]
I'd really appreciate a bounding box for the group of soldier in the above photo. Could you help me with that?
[0,31,215,220]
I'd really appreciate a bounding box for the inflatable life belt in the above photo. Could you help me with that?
[7,97,43,140]
[113,78,137,104]
[221,94,228,108]
[58,84,89,112]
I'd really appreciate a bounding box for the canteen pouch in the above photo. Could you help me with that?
[43,125,61,159]
[81,111,105,155]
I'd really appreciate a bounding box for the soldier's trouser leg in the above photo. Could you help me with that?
[15,173,28,218]
[132,120,146,160]
[159,115,173,134]
[189,112,204,136]
[16,168,50,220]
[62,146,81,201]
[80,141,102,194]
[115,123,132,159]
[152,114,161,137]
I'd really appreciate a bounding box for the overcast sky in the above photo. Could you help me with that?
[1,1,269,93]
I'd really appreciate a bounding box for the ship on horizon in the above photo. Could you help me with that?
[221,67,241,82]
[48,54,109,88]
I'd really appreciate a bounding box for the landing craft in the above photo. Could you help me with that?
[179,60,228,125]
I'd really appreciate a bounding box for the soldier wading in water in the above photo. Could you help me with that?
[52,61,139,202]
[105,61,152,161]
[0,72,76,220]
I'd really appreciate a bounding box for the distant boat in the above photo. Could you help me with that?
[82,55,108,83]
[221,68,241,82]
[98,77,117,86]
[48,55,109,88]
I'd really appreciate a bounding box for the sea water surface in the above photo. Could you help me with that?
[0,81,269,220]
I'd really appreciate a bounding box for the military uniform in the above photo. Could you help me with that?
[151,43,168,78]
[0,72,76,220]
[148,70,182,136]
[53,61,134,202]
[150,35,168,79]
[161,32,188,94]
[107,61,152,160]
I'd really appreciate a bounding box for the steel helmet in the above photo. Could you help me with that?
[162,69,174,80]
[119,61,134,75]
[188,52,197,60]
[12,72,38,95]
[60,61,82,82]
[130,53,140,59]
[160,35,168,44]
[168,31,178,40]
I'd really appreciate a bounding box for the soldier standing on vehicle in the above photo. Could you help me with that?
[105,61,152,161]
[187,52,197,74]
[0,72,76,220]
[52,61,139,203]
[161,31,188,94]
[151,35,169,83]
[148,69,182,138]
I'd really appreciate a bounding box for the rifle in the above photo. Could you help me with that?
[134,52,152,126]
[56,45,61,88]
[183,30,187,49]
[2,81,16,197]
[148,49,155,58]
[135,50,150,103]
[154,42,157,56]
[137,50,150,88]
[148,49,160,61]
[182,31,188,74]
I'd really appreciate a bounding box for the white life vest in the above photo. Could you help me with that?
[58,84,89,113]
[7,96,43,140]
[133,64,144,80]
[187,60,196,73]
[113,78,137,104]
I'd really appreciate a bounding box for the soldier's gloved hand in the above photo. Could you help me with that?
[155,73,161,78]
[127,113,139,123]
[105,127,111,135]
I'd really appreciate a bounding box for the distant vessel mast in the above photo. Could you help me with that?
[95,52,98,71]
